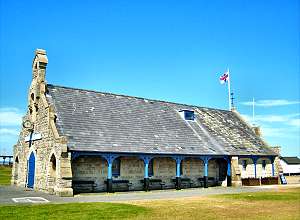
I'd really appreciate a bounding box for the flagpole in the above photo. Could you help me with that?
[252,97,255,125]
[227,68,231,110]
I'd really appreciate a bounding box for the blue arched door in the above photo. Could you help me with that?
[27,152,35,188]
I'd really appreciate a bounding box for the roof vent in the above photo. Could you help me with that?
[179,109,195,121]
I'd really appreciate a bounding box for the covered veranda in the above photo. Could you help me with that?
[71,151,277,193]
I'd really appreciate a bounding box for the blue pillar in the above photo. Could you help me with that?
[173,156,183,190]
[144,162,149,178]
[200,156,210,188]
[108,161,112,179]
[252,156,258,178]
[204,159,208,176]
[104,154,117,193]
[140,156,152,191]
[176,160,181,177]
[227,157,232,187]
[270,157,275,177]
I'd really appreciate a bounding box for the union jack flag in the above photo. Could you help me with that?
[219,71,229,84]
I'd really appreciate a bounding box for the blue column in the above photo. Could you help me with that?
[200,156,210,188]
[173,157,183,190]
[252,156,258,178]
[270,157,275,177]
[144,162,149,178]
[204,159,208,176]
[254,162,257,178]
[176,160,181,177]
[227,157,232,187]
[108,161,112,179]
[140,156,152,191]
[104,154,116,193]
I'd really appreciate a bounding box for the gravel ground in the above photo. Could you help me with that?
[0,184,298,204]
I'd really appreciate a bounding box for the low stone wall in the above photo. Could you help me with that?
[241,178,260,186]
[261,177,279,185]
[285,176,300,184]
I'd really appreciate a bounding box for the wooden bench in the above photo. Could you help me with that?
[140,178,165,190]
[172,177,194,188]
[198,177,218,187]
[105,179,132,192]
[72,180,96,193]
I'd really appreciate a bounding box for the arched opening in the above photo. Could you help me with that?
[27,152,35,188]
[215,158,228,186]
[14,156,19,184]
[257,157,272,178]
[48,154,57,191]
[50,154,56,171]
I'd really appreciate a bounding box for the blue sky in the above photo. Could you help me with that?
[0,0,299,157]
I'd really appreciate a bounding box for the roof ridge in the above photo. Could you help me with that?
[47,83,230,112]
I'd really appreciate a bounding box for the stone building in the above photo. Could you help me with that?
[12,49,279,196]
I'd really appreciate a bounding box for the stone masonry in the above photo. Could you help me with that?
[11,49,73,196]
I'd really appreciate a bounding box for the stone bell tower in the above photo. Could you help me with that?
[28,49,48,123]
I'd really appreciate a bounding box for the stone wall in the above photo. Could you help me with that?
[11,49,73,197]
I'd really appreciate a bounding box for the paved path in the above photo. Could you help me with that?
[0,185,298,205]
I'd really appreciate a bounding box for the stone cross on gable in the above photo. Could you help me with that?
[25,132,42,143]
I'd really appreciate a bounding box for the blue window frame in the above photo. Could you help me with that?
[181,110,195,120]
[112,158,120,177]
[242,160,247,171]
[148,159,154,177]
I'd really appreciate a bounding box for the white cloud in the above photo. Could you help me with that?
[288,119,300,127]
[0,107,23,152]
[260,127,287,138]
[0,107,24,126]
[0,128,19,136]
[241,113,300,126]
[241,113,300,139]
[241,99,300,107]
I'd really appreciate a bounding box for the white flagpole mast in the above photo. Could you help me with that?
[252,97,255,125]
[227,68,231,110]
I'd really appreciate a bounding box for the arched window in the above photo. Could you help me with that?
[50,154,56,171]
[48,154,57,190]
[14,156,19,181]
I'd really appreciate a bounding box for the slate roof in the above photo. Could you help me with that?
[46,84,276,156]
[281,157,300,165]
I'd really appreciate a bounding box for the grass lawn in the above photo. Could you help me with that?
[0,187,299,220]
[0,166,11,185]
